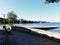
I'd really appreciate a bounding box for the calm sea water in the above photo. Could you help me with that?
[23,22,60,32]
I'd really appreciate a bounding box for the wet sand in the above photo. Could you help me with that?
[0,26,60,45]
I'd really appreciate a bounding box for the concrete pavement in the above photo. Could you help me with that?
[0,27,60,45]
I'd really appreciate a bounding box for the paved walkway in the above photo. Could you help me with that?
[0,28,60,45]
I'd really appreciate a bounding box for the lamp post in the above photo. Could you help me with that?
[3,14,5,24]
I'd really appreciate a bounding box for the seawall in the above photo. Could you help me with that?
[13,24,60,39]
[12,24,60,43]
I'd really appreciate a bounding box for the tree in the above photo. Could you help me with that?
[45,0,60,4]
[7,11,17,24]
[0,18,4,24]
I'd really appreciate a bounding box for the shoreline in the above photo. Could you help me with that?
[12,25,60,44]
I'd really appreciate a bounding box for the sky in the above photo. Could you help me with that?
[0,0,60,22]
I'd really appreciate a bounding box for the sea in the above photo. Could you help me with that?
[22,22,60,32]
[0,22,60,32]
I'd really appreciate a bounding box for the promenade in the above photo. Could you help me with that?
[0,24,60,45]
[13,24,60,39]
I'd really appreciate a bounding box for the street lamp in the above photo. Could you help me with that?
[3,14,5,24]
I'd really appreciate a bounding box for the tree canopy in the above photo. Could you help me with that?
[7,11,17,23]
[45,0,60,3]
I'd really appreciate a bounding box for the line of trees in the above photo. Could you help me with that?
[0,11,20,24]
[0,11,41,24]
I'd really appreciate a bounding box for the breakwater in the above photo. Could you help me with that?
[24,26,60,43]
[28,28,60,39]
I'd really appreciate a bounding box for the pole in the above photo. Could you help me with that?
[3,14,5,24]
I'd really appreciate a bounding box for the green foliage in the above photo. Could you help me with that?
[7,11,17,23]
[45,0,60,4]
[0,18,3,24]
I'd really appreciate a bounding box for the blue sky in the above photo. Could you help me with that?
[0,0,60,22]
